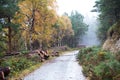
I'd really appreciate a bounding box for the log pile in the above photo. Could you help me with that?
[27,49,49,62]
[0,67,10,80]
[51,51,59,57]
[50,46,69,57]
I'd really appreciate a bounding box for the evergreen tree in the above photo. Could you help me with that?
[94,0,120,42]
[0,0,20,53]
[69,11,88,47]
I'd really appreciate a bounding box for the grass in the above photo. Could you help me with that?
[0,54,42,80]
[9,63,42,80]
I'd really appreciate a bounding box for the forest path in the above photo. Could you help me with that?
[24,50,86,80]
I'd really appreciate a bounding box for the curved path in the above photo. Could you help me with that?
[24,51,86,80]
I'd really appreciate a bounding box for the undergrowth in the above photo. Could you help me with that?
[77,46,120,80]
[0,54,41,78]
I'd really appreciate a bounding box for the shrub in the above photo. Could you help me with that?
[0,56,37,76]
[77,47,120,80]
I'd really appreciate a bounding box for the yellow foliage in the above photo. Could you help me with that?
[98,51,106,57]
[17,0,58,48]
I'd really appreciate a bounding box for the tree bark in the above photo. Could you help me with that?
[29,9,35,51]
[8,17,12,54]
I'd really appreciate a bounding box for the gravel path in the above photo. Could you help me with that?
[24,51,86,80]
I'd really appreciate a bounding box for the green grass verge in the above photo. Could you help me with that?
[0,54,42,80]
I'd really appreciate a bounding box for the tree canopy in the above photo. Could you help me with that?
[0,0,20,53]
[0,0,88,54]
[94,0,120,42]
[69,11,88,47]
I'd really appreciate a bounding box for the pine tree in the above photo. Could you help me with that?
[94,0,120,42]
[0,0,20,54]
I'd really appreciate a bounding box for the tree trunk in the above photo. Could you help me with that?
[24,38,28,50]
[8,17,12,54]
[29,9,35,51]
[29,34,33,51]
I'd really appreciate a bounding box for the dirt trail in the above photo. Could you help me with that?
[24,51,86,80]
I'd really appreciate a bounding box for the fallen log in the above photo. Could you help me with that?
[51,51,59,57]
[27,49,49,62]
[5,52,21,56]
[39,50,49,60]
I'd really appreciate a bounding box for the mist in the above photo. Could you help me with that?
[57,0,100,47]
[80,12,100,47]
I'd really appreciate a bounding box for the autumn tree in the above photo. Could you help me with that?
[52,16,66,47]
[61,15,74,47]
[18,0,57,50]
[52,15,74,47]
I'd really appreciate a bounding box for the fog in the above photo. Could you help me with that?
[80,13,100,47]
[57,0,100,47]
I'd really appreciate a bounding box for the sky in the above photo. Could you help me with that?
[56,0,97,16]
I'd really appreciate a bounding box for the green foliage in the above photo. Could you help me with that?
[97,23,111,43]
[0,33,7,53]
[94,0,120,43]
[0,52,4,58]
[69,11,88,47]
[0,0,19,18]
[0,0,21,53]
[0,55,39,76]
[0,24,2,31]
[21,50,29,54]
[77,47,120,80]
[69,11,88,37]
[108,21,120,37]
[93,60,120,80]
